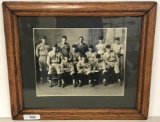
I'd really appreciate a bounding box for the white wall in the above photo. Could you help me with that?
[0,0,160,118]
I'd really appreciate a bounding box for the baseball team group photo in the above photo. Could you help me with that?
[34,28,126,96]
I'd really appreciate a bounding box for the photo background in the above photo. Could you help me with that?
[34,28,126,48]
[34,28,127,96]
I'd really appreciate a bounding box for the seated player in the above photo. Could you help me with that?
[103,45,122,86]
[77,55,94,87]
[60,56,76,87]
[47,44,63,87]
[85,45,97,65]
[92,54,110,86]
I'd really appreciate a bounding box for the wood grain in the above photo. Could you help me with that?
[2,1,157,120]
[13,14,24,112]
[141,3,157,118]
[19,108,145,120]
[2,4,19,119]
[136,13,148,112]
[14,11,146,16]
[4,2,155,12]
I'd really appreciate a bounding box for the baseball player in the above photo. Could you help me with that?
[71,44,81,71]
[77,55,94,87]
[95,36,106,56]
[92,54,110,86]
[58,35,70,57]
[103,45,122,86]
[35,36,51,84]
[85,45,97,65]
[60,56,76,87]
[77,36,88,56]
[111,37,124,56]
[111,37,124,84]
[47,44,63,87]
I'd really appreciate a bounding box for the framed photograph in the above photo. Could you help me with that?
[2,1,157,120]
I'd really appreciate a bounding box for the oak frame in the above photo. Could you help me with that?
[2,1,157,120]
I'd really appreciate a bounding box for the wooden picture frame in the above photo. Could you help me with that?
[2,1,157,120]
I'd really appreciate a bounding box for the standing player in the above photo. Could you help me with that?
[111,37,124,84]
[92,54,110,86]
[60,56,76,87]
[36,36,51,84]
[111,37,124,56]
[103,45,122,86]
[95,36,106,58]
[71,44,81,71]
[47,44,63,87]
[77,36,88,56]
[77,55,94,87]
[58,35,71,58]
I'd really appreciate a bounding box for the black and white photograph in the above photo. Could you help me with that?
[34,28,127,96]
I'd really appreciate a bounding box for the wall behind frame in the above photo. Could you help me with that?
[0,0,160,118]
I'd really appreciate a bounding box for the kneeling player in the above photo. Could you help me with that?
[77,55,94,87]
[93,54,110,86]
[60,56,76,87]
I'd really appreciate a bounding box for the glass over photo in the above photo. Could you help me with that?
[34,28,127,96]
